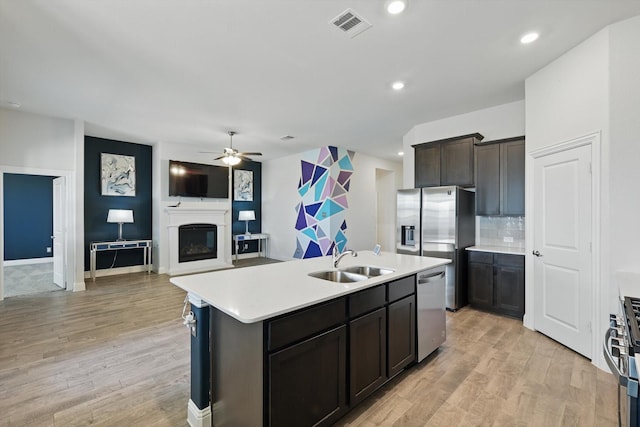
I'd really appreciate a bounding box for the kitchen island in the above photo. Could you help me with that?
[171,251,450,427]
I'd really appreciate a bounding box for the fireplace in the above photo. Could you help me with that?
[179,224,217,263]
[165,205,231,276]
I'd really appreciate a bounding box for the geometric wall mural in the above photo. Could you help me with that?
[293,146,355,259]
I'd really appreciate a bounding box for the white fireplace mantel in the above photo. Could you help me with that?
[165,206,233,276]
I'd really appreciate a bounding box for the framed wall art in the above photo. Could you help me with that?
[234,169,253,201]
[101,153,136,196]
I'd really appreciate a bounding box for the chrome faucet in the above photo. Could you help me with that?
[333,246,357,269]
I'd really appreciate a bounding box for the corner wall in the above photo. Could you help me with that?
[263,149,401,261]
[402,100,525,188]
[0,108,84,294]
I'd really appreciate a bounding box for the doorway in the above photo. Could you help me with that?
[375,168,396,253]
[530,134,599,359]
[0,168,69,300]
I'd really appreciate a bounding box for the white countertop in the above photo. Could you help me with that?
[170,251,450,324]
[466,245,526,256]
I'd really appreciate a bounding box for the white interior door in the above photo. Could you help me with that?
[52,176,65,288]
[533,144,592,358]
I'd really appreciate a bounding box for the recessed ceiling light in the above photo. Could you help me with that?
[398,151,404,156]
[386,0,406,15]
[392,81,405,90]
[520,32,539,44]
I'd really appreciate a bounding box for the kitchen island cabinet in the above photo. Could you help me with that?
[171,251,449,427]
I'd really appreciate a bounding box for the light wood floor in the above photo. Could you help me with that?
[0,269,618,426]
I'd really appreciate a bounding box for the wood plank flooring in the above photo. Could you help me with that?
[0,269,618,426]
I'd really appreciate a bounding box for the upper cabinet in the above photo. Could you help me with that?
[413,133,483,188]
[475,137,525,216]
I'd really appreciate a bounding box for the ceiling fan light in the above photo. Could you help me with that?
[222,155,241,166]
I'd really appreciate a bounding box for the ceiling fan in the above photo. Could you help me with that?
[211,131,262,166]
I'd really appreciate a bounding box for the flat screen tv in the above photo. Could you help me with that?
[169,160,229,198]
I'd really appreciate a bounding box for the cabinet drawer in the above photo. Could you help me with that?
[494,253,524,268]
[468,251,493,264]
[267,298,346,351]
[387,275,415,303]
[349,285,386,319]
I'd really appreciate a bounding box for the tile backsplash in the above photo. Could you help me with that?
[476,216,525,249]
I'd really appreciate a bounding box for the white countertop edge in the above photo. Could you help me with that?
[466,245,525,256]
[170,251,451,324]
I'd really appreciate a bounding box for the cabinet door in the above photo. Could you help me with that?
[349,308,387,406]
[387,295,416,378]
[268,325,348,427]
[475,144,501,216]
[414,143,441,187]
[441,137,475,187]
[495,265,525,319]
[468,261,493,308]
[501,139,525,216]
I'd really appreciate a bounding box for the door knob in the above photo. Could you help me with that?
[532,250,542,257]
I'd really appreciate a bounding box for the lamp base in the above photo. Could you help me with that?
[244,221,251,235]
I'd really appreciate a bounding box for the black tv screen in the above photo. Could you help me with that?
[169,160,229,198]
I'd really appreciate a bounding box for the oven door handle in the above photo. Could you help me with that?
[603,328,628,387]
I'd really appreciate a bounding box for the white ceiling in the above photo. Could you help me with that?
[2,1,640,162]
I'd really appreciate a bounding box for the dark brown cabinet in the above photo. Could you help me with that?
[468,251,524,319]
[413,133,483,188]
[387,295,416,378]
[475,138,525,216]
[268,325,348,427]
[349,307,387,406]
[267,298,348,427]
[414,143,441,188]
[263,274,420,426]
[347,278,416,406]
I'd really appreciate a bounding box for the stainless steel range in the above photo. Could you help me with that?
[604,296,640,427]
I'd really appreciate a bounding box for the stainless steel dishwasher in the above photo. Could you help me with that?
[417,266,447,362]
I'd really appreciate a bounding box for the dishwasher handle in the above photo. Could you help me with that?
[417,271,445,284]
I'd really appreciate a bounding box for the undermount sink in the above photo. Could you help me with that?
[308,270,368,283]
[342,265,395,277]
[308,266,395,283]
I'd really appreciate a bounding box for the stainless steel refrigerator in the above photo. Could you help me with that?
[396,186,475,310]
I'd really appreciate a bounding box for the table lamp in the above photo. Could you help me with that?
[107,209,134,241]
[238,210,255,235]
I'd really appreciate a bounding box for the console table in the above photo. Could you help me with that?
[90,239,153,281]
[233,233,269,263]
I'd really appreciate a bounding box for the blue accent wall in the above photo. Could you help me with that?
[84,136,153,271]
[231,161,262,255]
[3,173,55,260]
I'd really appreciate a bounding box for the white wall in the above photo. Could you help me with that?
[402,100,526,188]
[524,17,640,370]
[0,108,85,295]
[263,149,401,261]
[609,15,640,277]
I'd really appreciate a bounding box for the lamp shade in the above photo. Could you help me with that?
[107,209,134,223]
[238,210,255,221]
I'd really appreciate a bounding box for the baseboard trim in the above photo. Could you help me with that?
[83,265,148,279]
[187,399,211,427]
[4,258,53,267]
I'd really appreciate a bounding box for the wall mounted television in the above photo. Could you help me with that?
[169,160,229,199]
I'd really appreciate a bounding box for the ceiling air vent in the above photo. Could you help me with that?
[330,9,372,38]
